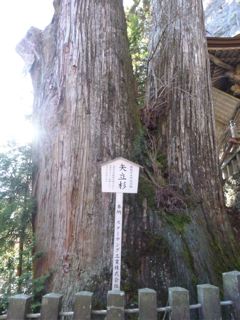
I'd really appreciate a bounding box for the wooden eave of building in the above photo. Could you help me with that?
[207,36,240,50]
[207,35,240,179]
[213,88,240,126]
[207,35,240,90]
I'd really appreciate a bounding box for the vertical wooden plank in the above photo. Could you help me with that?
[107,290,125,320]
[232,159,238,175]
[7,294,31,320]
[197,284,222,320]
[236,153,240,168]
[227,164,232,178]
[168,287,190,320]
[73,291,93,320]
[40,293,62,320]
[222,167,228,180]
[223,271,240,319]
[138,288,157,320]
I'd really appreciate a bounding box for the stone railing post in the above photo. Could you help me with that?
[40,293,63,320]
[223,271,240,319]
[106,290,125,320]
[197,284,221,319]
[168,287,190,320]
[7,294,31,320]
[138,288,157,320]
[73,291,93,319]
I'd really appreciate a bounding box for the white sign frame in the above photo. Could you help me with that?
[101,157,140,194]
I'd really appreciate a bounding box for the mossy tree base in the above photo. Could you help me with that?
[120,179,240,306]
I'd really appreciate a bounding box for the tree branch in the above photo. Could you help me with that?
[209,53,234,71]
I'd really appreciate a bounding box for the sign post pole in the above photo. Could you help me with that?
[112,192,123,290]
[101,157,141,291]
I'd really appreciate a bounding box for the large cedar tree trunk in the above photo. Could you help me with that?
[18,0,138,306]
[137,0,239,297]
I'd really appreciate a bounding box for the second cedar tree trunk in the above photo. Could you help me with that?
[139,0,238,296]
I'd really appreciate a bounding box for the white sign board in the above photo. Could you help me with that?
[101,157,140,193]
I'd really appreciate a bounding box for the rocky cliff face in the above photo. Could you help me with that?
[204,0,240,36]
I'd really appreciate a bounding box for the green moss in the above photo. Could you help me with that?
[156,153,167,172]
[121,252,140,304]
[137,176,156,208]
[210,237,240,276]
[141,231,170,257]
[123,251,140,270]
[121,279,138,303]
[164,213,191,234]
[182,240,195,272]
[132,127,147,163]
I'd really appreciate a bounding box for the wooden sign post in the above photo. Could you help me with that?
[101,157,141,290]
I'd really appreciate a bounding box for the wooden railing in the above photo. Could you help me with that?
[1,270,240,319]
[219,120,240,180]
[221,146,240,180]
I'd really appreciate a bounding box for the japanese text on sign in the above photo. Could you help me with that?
[101,158,140,193]
[112,193,123,290]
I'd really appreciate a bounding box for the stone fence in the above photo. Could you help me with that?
[1,270,240,319]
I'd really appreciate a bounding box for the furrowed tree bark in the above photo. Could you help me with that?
[140,0,239,296]
[17,0,138,306]
[17,0,240,309]
[146,0,226,224]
